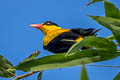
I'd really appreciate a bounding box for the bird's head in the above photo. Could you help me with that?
[29,21,62,35]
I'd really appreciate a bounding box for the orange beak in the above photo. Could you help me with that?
[29,24,43,29]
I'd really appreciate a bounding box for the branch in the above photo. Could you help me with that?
[13,71,39,80]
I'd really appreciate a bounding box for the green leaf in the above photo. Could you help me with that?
[104,1,120,45]
[106,35,115,41]
[0,55,15,78]
[13,49,118,72]
[104,1,120,19]
[20,51,40,64]
[66,36,117,56]
[113,32,120,45]
[90,16,120,29]
[114,72,120,80]
[86,0,104,6]
[90,16,120,44]
[38,72,42,80]
[80,65,89,80]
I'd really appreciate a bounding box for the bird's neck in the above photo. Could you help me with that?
[40,26,62,35]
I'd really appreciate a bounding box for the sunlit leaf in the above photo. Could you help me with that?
[80,65,89,80]
[90,16,120,28]
[13,49,118,72]
[104,1,120,45]
[90,16,120,44]
[0,55,15,78]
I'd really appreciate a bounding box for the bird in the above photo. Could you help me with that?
[29,21,100,54]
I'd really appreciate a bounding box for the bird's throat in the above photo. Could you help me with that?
[40,26,62,35]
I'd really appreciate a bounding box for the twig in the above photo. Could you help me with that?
[13,71,39,80]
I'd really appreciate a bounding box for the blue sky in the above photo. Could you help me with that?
[0,0,120,80]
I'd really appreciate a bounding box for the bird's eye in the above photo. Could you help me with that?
[43,21,53,25]
[45,22,52,25]
[43,21,59,26]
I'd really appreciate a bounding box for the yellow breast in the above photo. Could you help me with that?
[43,29,70,46]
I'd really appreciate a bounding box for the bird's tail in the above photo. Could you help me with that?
[71,28,101,37]
[80,28,101,37]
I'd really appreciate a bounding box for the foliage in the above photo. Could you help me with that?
[114,72,120,80]
[0,0,120,80]
[86,0,104,6]
[0,55,15,78]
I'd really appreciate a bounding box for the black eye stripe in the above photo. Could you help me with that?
[43,21,58,26]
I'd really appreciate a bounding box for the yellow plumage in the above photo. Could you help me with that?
[41,26,70,46]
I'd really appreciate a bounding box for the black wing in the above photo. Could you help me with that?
[44,31,80,53]
[44,28,100,53]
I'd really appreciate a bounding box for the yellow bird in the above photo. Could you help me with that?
[30,21,100,53]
